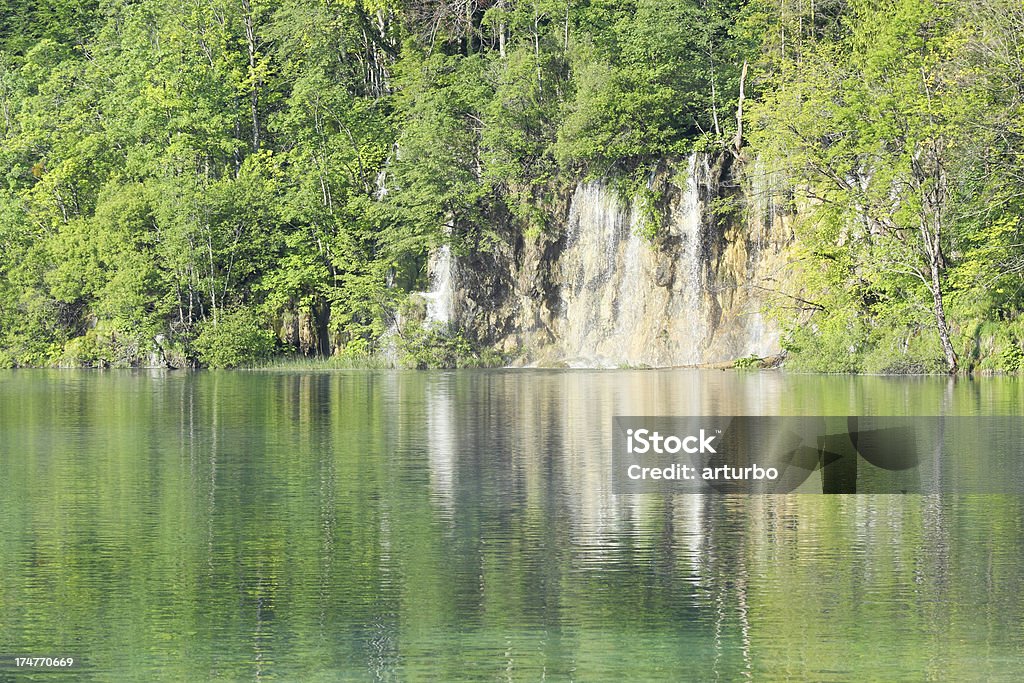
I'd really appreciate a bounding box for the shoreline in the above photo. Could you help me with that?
[2,356,1018,377]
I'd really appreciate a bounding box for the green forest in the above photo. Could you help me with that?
[0,0,1022,372]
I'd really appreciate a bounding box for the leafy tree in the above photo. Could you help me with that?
[752,0,1024,373]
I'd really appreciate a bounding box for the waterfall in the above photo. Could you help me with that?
[664,153,713,363]
[420,153,786,366]
[546,155,721,366]
[423,245,456,327]
[556,182,631,366]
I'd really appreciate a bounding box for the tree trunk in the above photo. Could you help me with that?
[733,60,747,157]
[928,246,958,374]
[915,141,957,373]
[564,0,570,52]
[534,15,542,87]
[241,0,261,151]
[709,53,721,137]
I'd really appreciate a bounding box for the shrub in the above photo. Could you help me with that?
[62,330,110,367]
[398,323,505,369]
[733,354,762,369]
[861,327,945,375]
[782,310,867,373]
[999,338,1024,372]
[193,308,276,369]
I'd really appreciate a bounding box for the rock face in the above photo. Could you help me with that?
[427,153,794,367]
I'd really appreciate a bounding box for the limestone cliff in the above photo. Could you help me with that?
[419,153,794,367]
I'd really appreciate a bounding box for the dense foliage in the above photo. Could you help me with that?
[0,0,1021,371]
[750,0,1024,373]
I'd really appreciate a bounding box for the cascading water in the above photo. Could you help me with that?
[425,153,787,366]
[555,182,634,366]
[670,153,712,359]
[423,245,456,327]
[546,154,725,366]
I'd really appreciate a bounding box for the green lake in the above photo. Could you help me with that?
[1,369,1023,681]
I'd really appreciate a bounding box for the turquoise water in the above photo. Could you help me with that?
[1,369,1023,680]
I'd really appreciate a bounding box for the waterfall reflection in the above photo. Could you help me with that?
[425,372,456,515]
